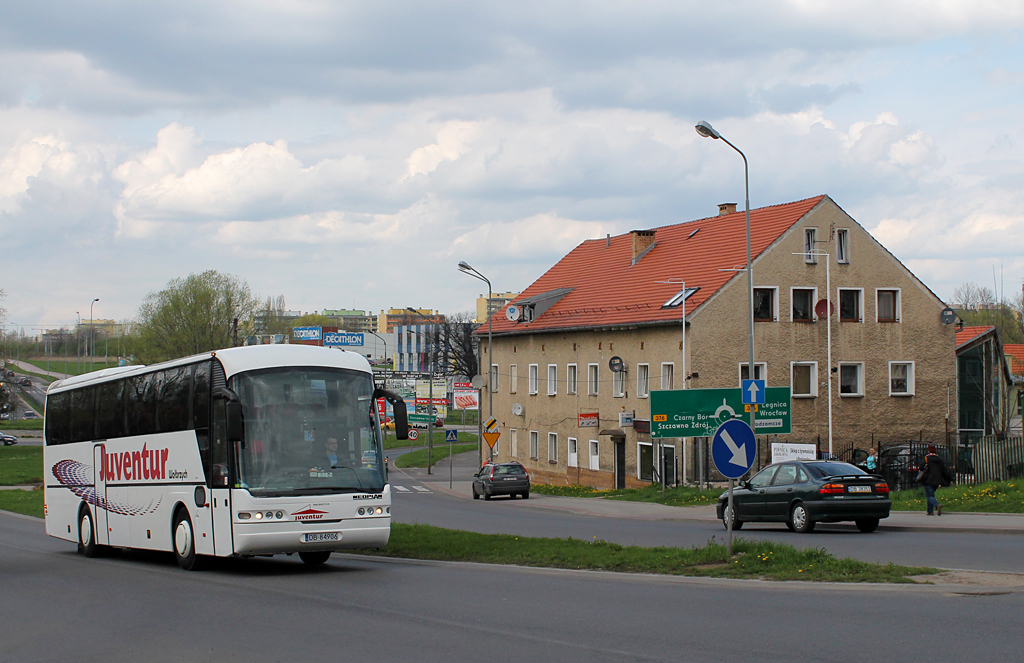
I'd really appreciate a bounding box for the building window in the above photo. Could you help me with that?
[568,438,578,467]
[528,364,539,394]
[612,370,625,397]
[804,228,817,263]
[510,364,517,394]
[490,364,498,392]
[889,362,915,396]
[839,362,864,397]
[589,440,599,471]
[638,442,653,481]
[837,228,850,263]
[876,289,900,322]
[511,428,518,457]
[567,364,578,395]
[739,363,767,384]
[791,362,817,398]
[547,364,558,395]
[753,288,777,322]
[548,432,558,463]
[839,288,863,322]
[791,287,816,322]
[588,364,599,395]
[530,431,539,459]
[660,362,674,390]
[637,364,650,398]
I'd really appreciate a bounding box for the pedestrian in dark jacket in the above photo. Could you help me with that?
[920,445,951,516]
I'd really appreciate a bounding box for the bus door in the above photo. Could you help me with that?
[92,443,109,546]
[210,399,234,556]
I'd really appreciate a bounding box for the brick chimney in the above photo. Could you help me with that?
[718,202,737,216]
[630,229,656,265]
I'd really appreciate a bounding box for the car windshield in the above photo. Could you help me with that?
[232,367,383,497]
[813,462,867,477]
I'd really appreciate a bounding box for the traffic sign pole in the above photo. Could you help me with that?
[712,419,756,557]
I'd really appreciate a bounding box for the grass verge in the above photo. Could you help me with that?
[0,489,44,518]
[354,523,937,583]
[394,444,477,469]
[383,431,477,450]
[0,419,44,431]
[890,481,1024,513]
[0,446,44,485]
[21,358,120,377]
[531,482,721,506]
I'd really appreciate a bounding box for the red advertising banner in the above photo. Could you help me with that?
[453,389,479,410]
[578,412,599,428]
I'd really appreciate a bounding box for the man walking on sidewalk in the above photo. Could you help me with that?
[920,445,952,516]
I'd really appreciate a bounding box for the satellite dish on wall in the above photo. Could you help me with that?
[940,307,957,325]
[814,299,834,319]
[512,403,523,416]
[506,305,522,322]
[470,374,486,389]
[609,356,625,373]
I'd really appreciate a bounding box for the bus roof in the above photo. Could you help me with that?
[48,345,373,394]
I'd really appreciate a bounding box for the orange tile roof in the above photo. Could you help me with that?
[1004,344,1024,375]
[484,195,828,335]
[955,325,996,349]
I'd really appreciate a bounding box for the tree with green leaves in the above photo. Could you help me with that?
[129,271,259,364]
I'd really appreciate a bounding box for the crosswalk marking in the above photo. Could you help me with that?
[412,486,431,493]
[394,486,411,492]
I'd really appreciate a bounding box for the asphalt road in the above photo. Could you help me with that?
[2,511,1022,663]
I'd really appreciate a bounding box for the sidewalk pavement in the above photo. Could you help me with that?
[396,451,1024,535]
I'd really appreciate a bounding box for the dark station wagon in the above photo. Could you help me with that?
[472,462,531,500]
[716,461,891,533]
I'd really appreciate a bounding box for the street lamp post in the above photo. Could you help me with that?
[368,330,389,383]
[76,312,81,375]
[406,308,437,474]
[89,298,99,374]
[458,262,493,465]
[695,120,754,557]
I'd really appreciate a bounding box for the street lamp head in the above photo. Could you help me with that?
[93,298,100,303]
[457,261,473,272]
[695,121,721,140]
[406,307,418,314]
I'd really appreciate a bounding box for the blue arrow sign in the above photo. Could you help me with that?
[741,379,765,405]
[445,429,459,443]
[711,419,755,479]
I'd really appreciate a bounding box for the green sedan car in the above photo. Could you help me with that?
[716,460,891,533]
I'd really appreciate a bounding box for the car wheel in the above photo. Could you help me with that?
[78,507,97,557]
[172,509,204,571]
[522,490,529,499]
[855,518,880,533]
[484,488,492,501]
[299,551,332,565]
[472,484,479,500]
[789,503,815,533]
[721,504,744,531]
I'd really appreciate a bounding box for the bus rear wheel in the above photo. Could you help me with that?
[299,551,332,566]
[173,509,204,571]
[78,507,99,557]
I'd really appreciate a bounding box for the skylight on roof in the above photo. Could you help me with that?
[662,287,699,308]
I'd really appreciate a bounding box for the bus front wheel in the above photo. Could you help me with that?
[78,507,98,557]
[173,509,204,571]
[299,551,332,566]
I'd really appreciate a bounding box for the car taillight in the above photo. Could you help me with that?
[489,468,495,480]
[819,482,844,495]
[875,482,890,493]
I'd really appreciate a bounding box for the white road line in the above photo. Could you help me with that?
[394,486,411,492]
[412,486,431,493]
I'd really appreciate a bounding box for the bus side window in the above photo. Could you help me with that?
[209,400,229,487]
[193,362,212,467]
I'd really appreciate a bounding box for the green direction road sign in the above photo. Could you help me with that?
[408,413,432,423]
[650,387,791,438]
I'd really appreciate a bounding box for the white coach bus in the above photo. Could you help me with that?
[43,344,409,570]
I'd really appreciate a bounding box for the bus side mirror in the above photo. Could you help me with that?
[226,401,244,443]
[374,388,409,441]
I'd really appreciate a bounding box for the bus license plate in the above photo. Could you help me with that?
[302,532,340,543]
[847,485,871,493]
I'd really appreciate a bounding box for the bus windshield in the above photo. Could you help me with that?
[232,366,384,497]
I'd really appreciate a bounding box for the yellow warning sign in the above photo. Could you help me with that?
[482,431,501,448]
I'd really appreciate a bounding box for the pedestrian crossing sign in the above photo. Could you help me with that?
[445,429,458,442]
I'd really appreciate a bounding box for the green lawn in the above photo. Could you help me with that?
[890,481,1024,513]
[0,489,44,518]
[394,444,477,469]
[0,419,44,431]
[0,446,44,485]
[531,482,722,506]
[20,358,120,377]
[382,431,477,449]
[354,523,936,583]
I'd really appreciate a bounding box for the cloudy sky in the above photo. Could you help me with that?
[2,0,1023,331]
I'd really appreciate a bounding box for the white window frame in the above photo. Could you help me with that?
[838,287,864,323]
[568,437,578,467]
[547,364,558,395]
[738,362,767,385]
[589,440,599,471]
[588,363,599,396]
[836,228,850,264]
[528,364,539,395]
[548,432,558,463]
[790,361,818,398]
[612,370,626,397]
[490,364,499,392]
[509,364,517,394]
[839,362,865,397]
[660,362,674,390]
[790,286,818,322]
[511,428,518,458]
[636,363,650,399]
[529,430,539,459]
[875,288,901,323]
[889,361,915,396]
[804,227,818,263]
[753,286,779,322]
[567,363,578,395]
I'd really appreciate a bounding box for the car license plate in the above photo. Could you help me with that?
[503,477,517,481]
[847,485,871,493]
[301,532,340,543]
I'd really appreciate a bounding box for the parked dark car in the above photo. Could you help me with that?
[472,462,530,500]
[1,433,17,446]
[18,377,31,386]
[716,461,890,533]
[21,411,38,420]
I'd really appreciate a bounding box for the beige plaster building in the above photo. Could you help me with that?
[476,195,957,488]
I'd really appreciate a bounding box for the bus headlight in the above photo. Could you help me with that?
[375,507,383,515]
[254,512,263,520]
[238,512,252,520]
